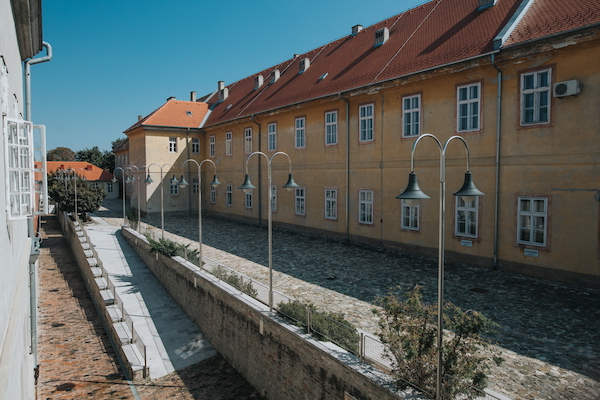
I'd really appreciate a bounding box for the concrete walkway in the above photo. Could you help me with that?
[84,216,217,380]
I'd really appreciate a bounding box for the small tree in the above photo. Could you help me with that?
[47,173,106,221]
[374,285,501,399]
[47,146,76,161]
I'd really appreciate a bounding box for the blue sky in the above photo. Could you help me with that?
[33,0,426,153]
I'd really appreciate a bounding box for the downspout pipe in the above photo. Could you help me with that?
[25,41,52,121]
[491,53,502,269]
[252,115,263,226]
[340,95,350,240]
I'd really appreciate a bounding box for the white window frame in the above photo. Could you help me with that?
[359,104,374,142]
[325,111,338,146]
[359,190,374,224]
[401,200,419,231]
[4,118,35,219]
[170,183,178,195]
[295,117,306,149]
[455,197,478,237]
[169,137,177,153]
[245,191,253,208]
[245,128,252,154]
[521,68,551,126]
[209,135,215,157]
[226,184,233,206]
[270,184,277,212]
[457,83,480,132]
[402,95,420,137]
[192,178,199,194]
[268,122,277,151]
[210,185,216,204]
[325,188,337,220]
[295,187,306,215]
[517,196,548,247]
[192,138,200,153]
[225,132,232,156]
[107,182,114,193]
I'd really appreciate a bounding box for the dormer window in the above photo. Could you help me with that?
[299,58,310,74]
[255,75,264,90]
[374,27,389,47]
[270,69,280,84]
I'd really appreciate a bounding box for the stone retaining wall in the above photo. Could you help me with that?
[122,227,413,400]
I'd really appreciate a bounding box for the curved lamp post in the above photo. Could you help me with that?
[111,167,127,225]
[396,134,484,400]
[238,151,300,311]
[172,159,220,267]
[143,163,174,238]
[125,165,146,228]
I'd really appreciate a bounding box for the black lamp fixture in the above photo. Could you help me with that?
[238,174,257,194]
[453,171,484,203]
[396,172,430,206]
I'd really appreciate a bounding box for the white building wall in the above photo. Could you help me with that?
[0,0,37,398]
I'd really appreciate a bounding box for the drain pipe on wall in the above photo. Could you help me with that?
[340,95,350,240]
[491,53,502,270]
[25,41,52,121]
[252,115,263,226]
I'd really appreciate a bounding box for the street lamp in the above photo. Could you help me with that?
[112,167,127,225]
[238,151,300,311]
[396,134,484,400]
[125,165,146,228]
[143,163,174,238]
[173,159,220,267]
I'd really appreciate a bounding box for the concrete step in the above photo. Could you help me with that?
[106,304,123,323]
[100,288,114,306]
[114,321,133,345]
[122,343,147,380]
[90,266,102,278]
[95,276,107,290]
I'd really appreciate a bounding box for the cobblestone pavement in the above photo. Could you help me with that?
[38,215,264,400]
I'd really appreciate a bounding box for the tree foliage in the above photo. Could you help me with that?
[47,172,106,220]
[47,147,76,161]
[374,285,501,399]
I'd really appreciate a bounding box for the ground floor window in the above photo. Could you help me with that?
[359,190,374,224]
[517,196,548,246]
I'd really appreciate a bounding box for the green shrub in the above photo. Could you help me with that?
[209,266,258,298]
[127,206,139,222]
[277,300,360,355]
[147,236,199,266]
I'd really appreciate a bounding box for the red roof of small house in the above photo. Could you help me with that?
[124,99,210,133]
[201,0,600,127]
[46,161,114,182]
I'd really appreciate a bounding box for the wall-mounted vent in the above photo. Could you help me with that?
[352,25,363,36]
[270,69,280,84]
[553,80,581,97]
[477,0,497,11]
[255,75,264,90]
[218,81,228,102]
[374,27,389,47]
[299,58,310,74]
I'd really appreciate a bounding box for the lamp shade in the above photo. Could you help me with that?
[178,175,189,187]
[111,177,117,183]
[143,174,153,185]
[396,172,430,201]
[170,175,179,185]
[210,174,221,187]
[282,173,300,191]
[238,174,256,194]
[453,172,484,202]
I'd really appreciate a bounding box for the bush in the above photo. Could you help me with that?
[147,236,199,266]
[127,206,139,222]
[277,300,360,354]
[210,266,258,298]
[374,285,501,399]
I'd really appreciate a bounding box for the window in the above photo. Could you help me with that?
[170,183,178,195]
[325,111,338,145]
[5,118,34,218]
[192,178,199,194]
[107,182,114,193]
[359,190,374,224]
[270,185,277,212]
[226,184,233,206]
[226,132,232,156]
[209,135,215,157]
[245,191,252,208]
[268,123,277,151]
[401,200,419,230]
[517,196,548,246]
[455,197,478,237]
[359,104,374,142]
[402,95,420,137]
[457,83,480,132]
[192,138,200,153]
[169,137,177,153]
[325,188,337,220]
[295,187,305,215]
[295,117,305,149]
[521,68,551,126]
[210,185,216,204]
[245,128,252,153]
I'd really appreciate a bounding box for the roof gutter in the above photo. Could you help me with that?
[25,41,52,121]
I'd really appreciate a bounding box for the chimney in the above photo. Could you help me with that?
[190,91,196,102]
[352,25,363,36]
[218,81,228,102]
[86,165,93,171]
[138,115,143,121]
[167,96,175,101]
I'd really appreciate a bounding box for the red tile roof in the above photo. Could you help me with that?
[203,0,599,127]
[46,161,114,181]
[124,99,209,133]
